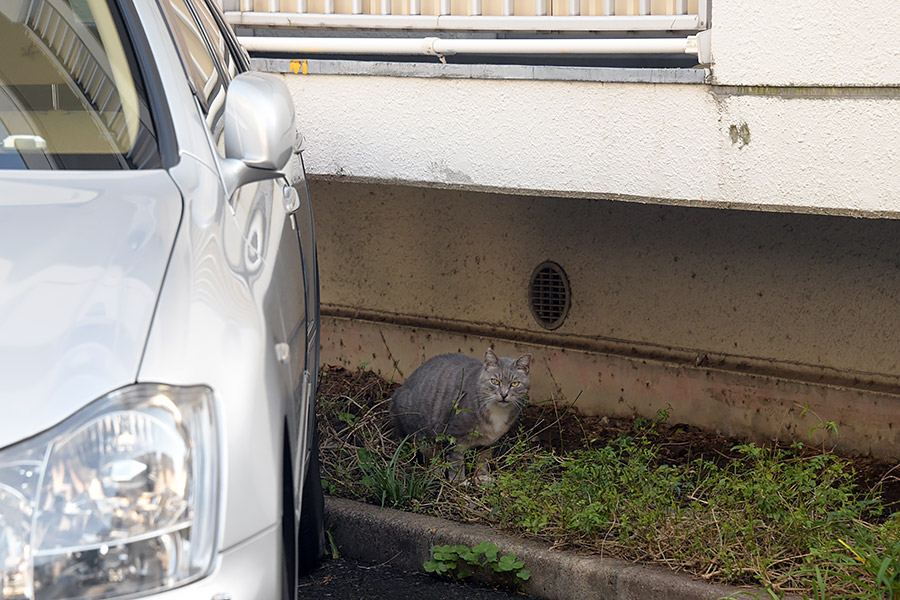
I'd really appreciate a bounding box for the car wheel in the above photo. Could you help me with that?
[298,425,325,576]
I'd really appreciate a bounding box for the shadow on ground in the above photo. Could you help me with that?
[298,557,530,599]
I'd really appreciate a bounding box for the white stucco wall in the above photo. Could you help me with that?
[286,74,900,216]
[711,0,900,86]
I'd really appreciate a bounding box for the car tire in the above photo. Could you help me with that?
[298,425,325,576]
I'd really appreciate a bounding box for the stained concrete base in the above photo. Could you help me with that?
[325,497,771,600]
[321,315,900,460]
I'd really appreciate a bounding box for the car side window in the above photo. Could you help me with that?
[190,0,238,79]
[203,0,252,74]
[158,0,227,148]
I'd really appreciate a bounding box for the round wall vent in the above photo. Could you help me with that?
[528,261,571,330]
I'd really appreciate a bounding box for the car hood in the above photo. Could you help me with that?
[0,170,182,449]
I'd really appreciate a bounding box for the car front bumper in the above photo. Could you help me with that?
[148,525,280,600]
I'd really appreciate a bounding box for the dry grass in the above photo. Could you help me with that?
[316,364,900,599]
[317,364,495,520]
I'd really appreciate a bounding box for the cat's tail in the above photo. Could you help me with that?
[388,388,429,442]
[386,390,407,439]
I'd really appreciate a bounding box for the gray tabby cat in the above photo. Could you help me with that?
[389,348,533,481]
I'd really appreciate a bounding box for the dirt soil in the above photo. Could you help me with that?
[318,365,900,512]
[519,400,900,512]
[298,557,527,599]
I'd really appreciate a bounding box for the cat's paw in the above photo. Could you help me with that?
[446,466,467,483]
[459,474,494,488]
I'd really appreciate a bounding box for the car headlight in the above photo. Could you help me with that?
[0,384,219,600]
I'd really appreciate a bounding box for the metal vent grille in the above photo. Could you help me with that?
[529,261,570,330]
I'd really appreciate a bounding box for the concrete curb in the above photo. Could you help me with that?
[325,497,769,600]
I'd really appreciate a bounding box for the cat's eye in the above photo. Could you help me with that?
[510,381,520,387]
[490,378,500,385]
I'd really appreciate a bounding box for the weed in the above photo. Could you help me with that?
[317,366,899,600]
[337,411,359,427]
[481,436,885,595]
[655,402,673,424]
[357,437,434,508]
[798,401,839,444]
[325,530,340,559]
[832,524,900,599]
[424,541,531,589]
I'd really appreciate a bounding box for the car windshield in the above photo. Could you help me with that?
[0,0,161,170]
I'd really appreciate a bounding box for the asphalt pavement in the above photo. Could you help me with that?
[298,556,529,599]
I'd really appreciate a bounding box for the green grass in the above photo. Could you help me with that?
[317,366,899,599]
[486,438,889,595]
[356,436,436,508]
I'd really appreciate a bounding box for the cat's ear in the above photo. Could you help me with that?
[515,354,533,374]
[484,347,499,368]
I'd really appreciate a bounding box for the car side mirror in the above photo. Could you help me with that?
[220,72,296,194]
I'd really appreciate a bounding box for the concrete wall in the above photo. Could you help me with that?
[312,180,900,457]
[711,0,900,86]
[267,0,900,456]
[320,316,900,459]
[274,0,900,215]
[286,75,900,216]
[314,180,900,381]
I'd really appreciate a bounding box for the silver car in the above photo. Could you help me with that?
[0,0,323,598]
